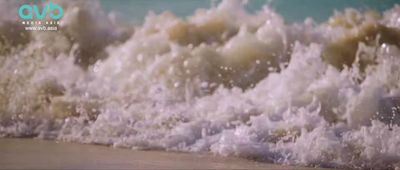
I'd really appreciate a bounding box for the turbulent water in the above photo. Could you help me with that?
[1,0,400,169]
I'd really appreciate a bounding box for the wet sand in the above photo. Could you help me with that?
[0,138,331,169]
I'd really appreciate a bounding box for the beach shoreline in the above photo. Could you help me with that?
[0,138,332,170]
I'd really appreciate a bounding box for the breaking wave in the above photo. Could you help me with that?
[1,0,400,169]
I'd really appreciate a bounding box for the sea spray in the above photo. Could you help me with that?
[1,0,400,169]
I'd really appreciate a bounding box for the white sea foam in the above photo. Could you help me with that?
[1,1,400,169]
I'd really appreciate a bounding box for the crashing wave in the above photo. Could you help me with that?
[1,0,400,169]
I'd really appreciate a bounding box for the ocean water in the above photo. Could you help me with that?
[1,0,400,169]
[100,0,399,22]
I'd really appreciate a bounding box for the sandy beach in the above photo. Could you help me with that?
[0,138,331,170]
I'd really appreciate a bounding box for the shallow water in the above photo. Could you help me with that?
[3,138,313,169]
[1,0,400,169]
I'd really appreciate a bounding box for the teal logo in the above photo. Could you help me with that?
[18,2,63,20]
